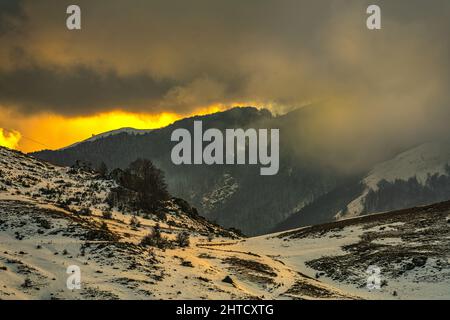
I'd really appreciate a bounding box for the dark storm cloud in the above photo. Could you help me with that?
[0,0,25,34]
[0,0,354,115]
[0,63,179,116]
[0,0,449,122]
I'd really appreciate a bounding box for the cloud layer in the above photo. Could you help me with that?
[0,0,449,162]
[0,0,447,114]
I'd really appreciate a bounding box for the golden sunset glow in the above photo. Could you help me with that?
[0,128,22,150]
[1,104,227,153]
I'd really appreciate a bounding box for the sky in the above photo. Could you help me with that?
[0,0,449,154]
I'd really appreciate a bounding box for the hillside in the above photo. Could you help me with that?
[257,200,450,299]
[1,146,449,299]
[0,146,350,299]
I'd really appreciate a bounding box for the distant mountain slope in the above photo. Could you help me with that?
[272,177,365,232]
[32,107,350,235]
[275,141,450,232]
[339,141,450,219]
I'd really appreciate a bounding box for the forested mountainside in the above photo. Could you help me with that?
[275,142,450,232]
[32,107,350,235]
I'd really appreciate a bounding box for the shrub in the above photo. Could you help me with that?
[176,232,190,248]
[100,222,109,231]
[140,224,171,249]
[102,210,113,219]
[21,278,32,288]
[181,260,193,267]
[97,162,108,178]
[37,218,52,229]
[141,233,157,247]
[130,215,141,229]
[155,210,167,221]
[78,208,92,216]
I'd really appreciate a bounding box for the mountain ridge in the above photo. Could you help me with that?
[31,106,346,235]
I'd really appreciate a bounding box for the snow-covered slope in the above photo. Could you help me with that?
[0,146,116,213]
[340,142,450,219]
[247,201,450,300]
[0,147,351,300]
[365,142,450,190]
[1,146,448,300]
